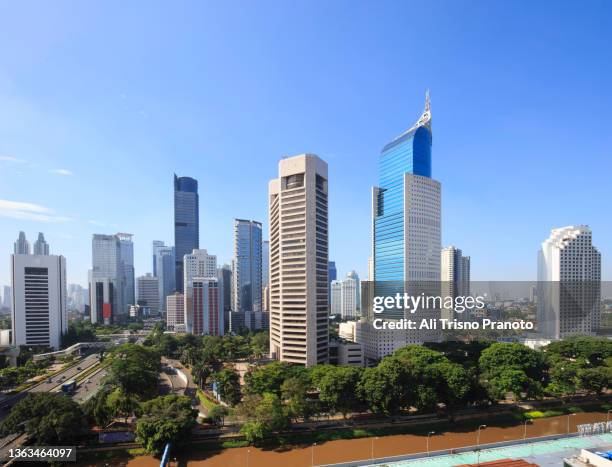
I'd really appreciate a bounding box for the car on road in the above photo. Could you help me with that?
[47,379,53,383]
[77,367,82,370]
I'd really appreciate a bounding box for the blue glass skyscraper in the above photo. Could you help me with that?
[373,92,435,283]
[369,91,441,348]
[174,174,199,292]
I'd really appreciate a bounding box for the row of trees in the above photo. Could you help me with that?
[230,337,612,444]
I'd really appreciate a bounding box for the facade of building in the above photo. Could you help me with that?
[229,310,270,333]
[117,233,135,311]
[89,234,123,324]
[166,292,185,331]
[154,244,175,311]
[152,240,164,276]
[190,278,223,335]
[137,273,160,314]
[328,261,337,308]
[366,92,441,359]
[232,219,263,312]
[268,154,329,366]
[11,254,67,349]
[339,320,362,343]
[330,280,342,316]
[174,174,199,292]
[183,249,217,333]
[328,339,364,367]
[341,271,360,319]
[440,246,471,320]
[14,231,30,255]
[33,233,49,256]
[3,286,12,309]
[538,225,601,339]
[262,240,270,309]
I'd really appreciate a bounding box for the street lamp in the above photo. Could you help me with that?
[246,449,250,467]
[477,424,486,466]
[371,436,378,459]
[607,409,612,423]
[477,425,487,447]
[524,419,531,440]
[567,413,576,434]
[311,442,316,466]
[427,431,435,457]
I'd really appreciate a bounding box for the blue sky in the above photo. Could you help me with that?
[0,0,611,288]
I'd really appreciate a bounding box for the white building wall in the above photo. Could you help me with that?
[11,254,67,350]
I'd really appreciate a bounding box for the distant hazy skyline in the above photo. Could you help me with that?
[1,0,611,287]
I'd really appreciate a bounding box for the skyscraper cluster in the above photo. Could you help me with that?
[4,91,604,363]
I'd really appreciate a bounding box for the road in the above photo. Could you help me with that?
[161,358,208,418]
[30,354,100,393]
[72,366,108,403]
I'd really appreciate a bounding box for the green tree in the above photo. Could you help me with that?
[106,344,160,399]
[250,332,269,361]
[244,361,306,396]
[135,395,198,456]
[281,375,312,421]
[239,393,288,445]
[191,362,211,388]
[208,404,229,426]
[106,388,140,423]
[578,366,612,394]
[358,357,414,415]
[479,342,546,401]
[317,366,363,417]
[83,387,113,427]
[0,393,86,444]
[213,369,242,406]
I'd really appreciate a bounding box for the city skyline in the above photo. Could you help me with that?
[1,1,612,287]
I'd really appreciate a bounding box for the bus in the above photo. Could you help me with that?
[61,380,77,395]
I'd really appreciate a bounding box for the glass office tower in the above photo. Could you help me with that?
[374,92,433,282]
[369,92,441,355]
[232,219,263,312]
[174,174,199,292]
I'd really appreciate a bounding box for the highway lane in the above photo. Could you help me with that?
[72,366,108,403]
[30,353,100,393]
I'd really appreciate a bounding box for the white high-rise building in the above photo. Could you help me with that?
[184,249,217,286]
[330,280,342,316]
[537,226,601,339]
[137,273,160,314]
[183,249,217,333]
[33,233,50,256]
[331,272,361,319]
[14,231,30,255]
[441,246,471,320]
[166,292,185,331]
[11,254,67,349]
[268,154,329,366]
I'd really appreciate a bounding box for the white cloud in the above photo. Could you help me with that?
[0,199,72,223]
[0,155,27,164]
[50,168,73,176]
[88,220,107,227]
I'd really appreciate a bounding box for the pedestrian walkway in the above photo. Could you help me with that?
[369,433,612,467]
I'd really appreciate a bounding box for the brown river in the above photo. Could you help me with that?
[85,411,610,466]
